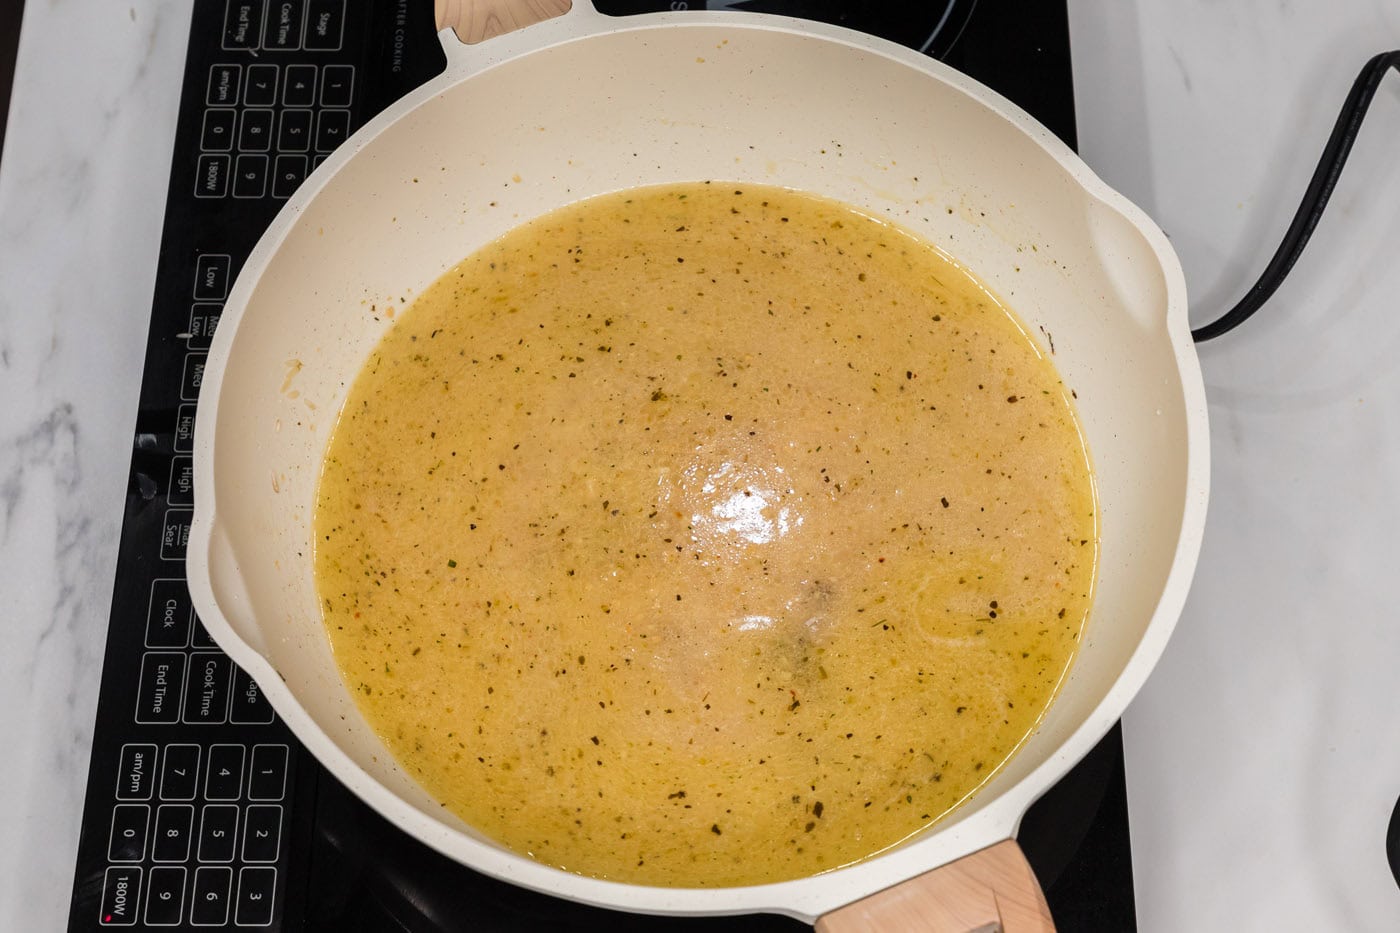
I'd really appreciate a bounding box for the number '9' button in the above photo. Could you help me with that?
[232,155,268,199]
[142,867,186,926]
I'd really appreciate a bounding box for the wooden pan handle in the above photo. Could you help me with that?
[815,840,1054,933]
[435,0,573,45]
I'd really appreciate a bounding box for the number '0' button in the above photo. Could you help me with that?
[201,110,236,153]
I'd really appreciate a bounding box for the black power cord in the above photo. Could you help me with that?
[1191,50,1400,343]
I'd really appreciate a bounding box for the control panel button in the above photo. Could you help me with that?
[200,109,236,152]
[314,109,350,152]
[205,65,241,106]
[271,155,308,199]
[241,805,283,863]
[233,154,270,199]
[183,652,232,725]
[114,744,158,801]
[158,744,200,801]
[107,804,149,862]
[238,109,275,153]
[193,254,231,301]
[319,64,354,107]
[235,867,278,926]
[159,507,194,560]
[264,0,306,50]
[194,154,230,199]
[223,2,265,51]
[282,64,316,107]
[229,668,276,724]
[243,64,278,106]
[304,0,346,51]
[143,866,186,926]
[204,744,246,801]
[174,404,196,454]
[136,653,186,724]
[248,745,290,801]
[197,804,239,863]
[152,804,195,863]
[277,108,313,152]
[99,866,142,927]
[191,615,220,650]
[186,302,221,351]
[145,579,193,649]
[190,867,233,926]
[167,456,193,506]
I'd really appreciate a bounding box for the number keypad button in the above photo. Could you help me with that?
[151,804,194,863]
[190,866,233,926]
[241,805,283,863]
[235,867,278,926]
[248,745,289,800]
[197,804,240,863]
[282,64,317,106]
[277,109,313,152]
[204,744,246,800]
[319,64,354,107]
[242,65,278,106]
[238,109,274,152]
[143,866,186,926]
[107,805,149,862]
[158,745,200,801]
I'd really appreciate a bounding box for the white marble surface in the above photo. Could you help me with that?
[2,0,1399,928]
[0,1,192,928]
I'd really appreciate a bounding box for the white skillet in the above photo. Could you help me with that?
[186,2,1209,928]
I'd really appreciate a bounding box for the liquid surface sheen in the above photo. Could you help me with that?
[314,183,1097,887]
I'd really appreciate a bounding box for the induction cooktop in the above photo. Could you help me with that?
[66,2,1134,929]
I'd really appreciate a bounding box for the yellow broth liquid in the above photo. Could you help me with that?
[314,183,1097,887]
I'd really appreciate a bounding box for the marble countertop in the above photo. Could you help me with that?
[3,1,1399,928]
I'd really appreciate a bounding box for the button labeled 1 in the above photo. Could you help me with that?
[248,745,289,800]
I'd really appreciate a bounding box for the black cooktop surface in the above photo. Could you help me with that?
[67,2,1133,930]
